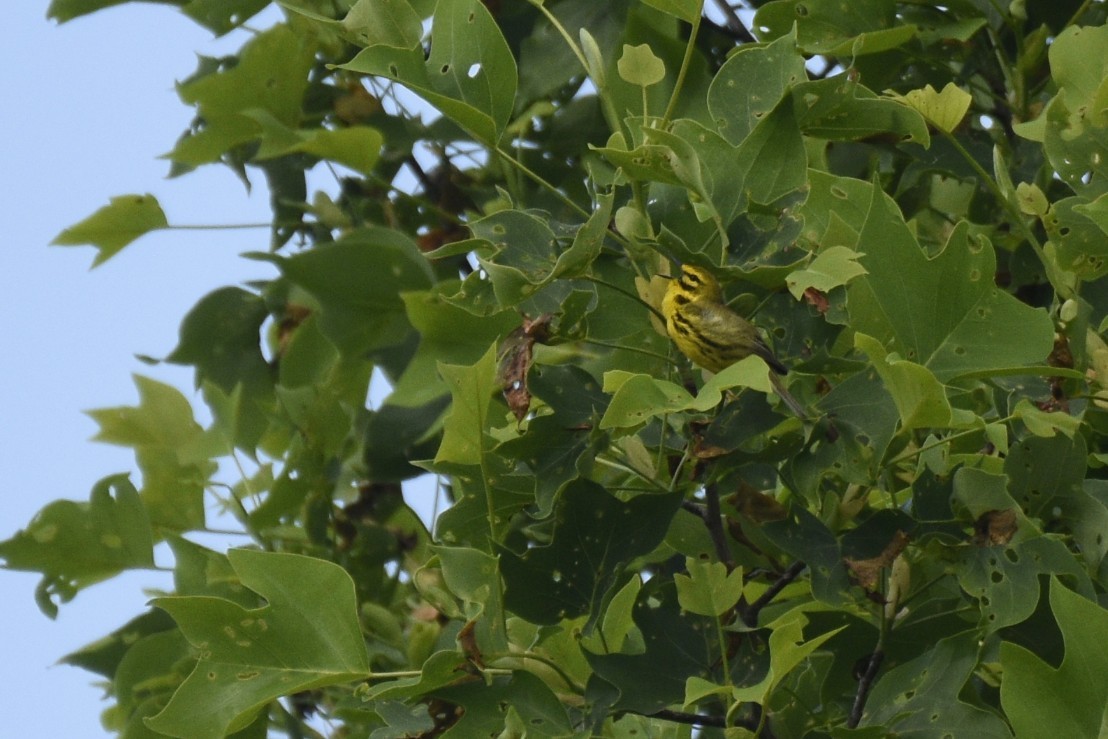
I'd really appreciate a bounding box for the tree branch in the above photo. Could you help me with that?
[648,709,725,728]
[648,708,767,733]
[847,649,885,728]
[704,484,735,569]
[708,0,757,44]
[739,560,807,627]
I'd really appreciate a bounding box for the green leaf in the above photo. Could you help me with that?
[1044,196,1108,282]
[87,376,216,533]
[51,194,167,267]
[617,43,666,87]
[495,415,602,518]
[855,332,955,430]
[639,0,701,24]
[168,25,315,164]
[425,458,532,552]
[1001,580,1108,739]
[1039,25,1108,197]
[730,613,845,705]
[49,0,266,31]
[586,578,715,714]
[599,374,695,430]
[761,507,851,606]
[599,358,774,430]
[364,650,472,700]
[165,288,273,430]
[846,186,1054,381]
[181,0,270,34]
[793,77,930,144]
[431,670,573,737]
[60,609,177,679]
[340,0,424,48]
[735,92,807,206]
[951,469,1092,632]
[273,228,434,359]
[675,558,744,617]
[499,480,682,626]
[581,575,644,655]
[859,632,1013,736]
[113,629,194,718]
[1005,434,1087,518]
[168,537,260,606]
[436,546,509,653]
[339,0,517,145]
[390,287,518,406]
[786,246,868,298]
[147,549,371,739]
[250,121,384,176]
[794,169,873,249]
[47,0,131,22]
[708,30,807,145]
[434,342,498,466]
[754,0,917,56]
[0,475,154,617]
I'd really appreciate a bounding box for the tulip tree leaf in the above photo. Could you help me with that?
[146,549,371,739]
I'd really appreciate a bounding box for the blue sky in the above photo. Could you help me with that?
[2,4,283,734]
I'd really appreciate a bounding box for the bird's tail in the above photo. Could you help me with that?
[769,371,808,420]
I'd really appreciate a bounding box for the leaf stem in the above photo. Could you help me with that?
[661,11,702,126]
[488,650,585,693]
[492,146,593,222]
[884,417,1012,468]
[581,274,665,321]
[595,453,672,493]
[939,129,1046,270]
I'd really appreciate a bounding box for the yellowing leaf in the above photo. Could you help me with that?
[888,82,972,133]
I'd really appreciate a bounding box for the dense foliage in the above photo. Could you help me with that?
[6,0,1108,736]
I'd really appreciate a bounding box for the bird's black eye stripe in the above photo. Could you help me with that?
[681,269,703,286]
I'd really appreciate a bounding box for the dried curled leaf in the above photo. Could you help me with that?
[844,530,911,591]
[973,508,1018,547]
[498,314,553,421]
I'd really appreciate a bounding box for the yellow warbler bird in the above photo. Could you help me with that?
[661,264,806,418]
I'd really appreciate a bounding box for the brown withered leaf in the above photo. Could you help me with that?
[844,530,911,591]
[457,620,484,668]
[692,439,729,459]
[973,508,1018,546]
[803,287,830,314]
[276,304,312,359]
[498,314,553,421]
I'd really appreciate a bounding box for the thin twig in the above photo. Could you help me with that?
[740,560,807,626]
[649,709,725,728]
[709,0,757,44]
[704,484,734,569]
[847,649,885,728]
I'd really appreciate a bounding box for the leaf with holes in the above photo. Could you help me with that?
[499,480,682,627]
[339,0,517,144]
[146,549,370,739]
[847,186,1054,381]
